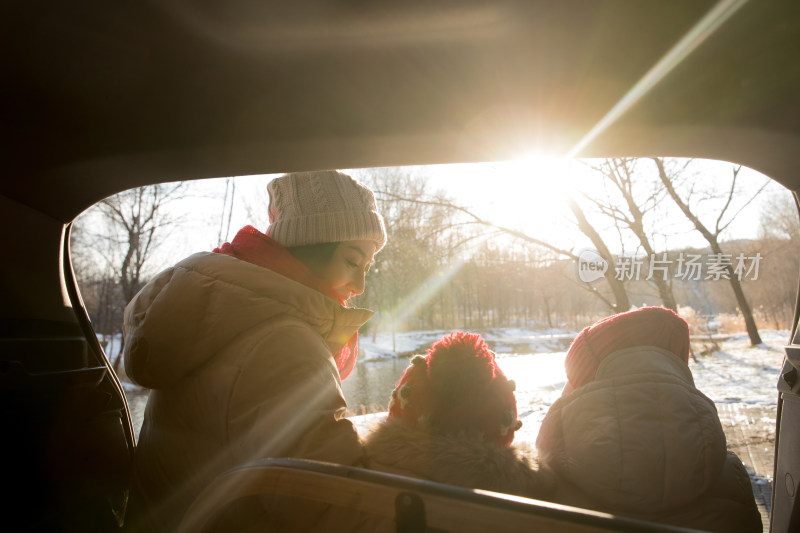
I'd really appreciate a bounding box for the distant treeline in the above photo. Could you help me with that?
[353,234,798,336]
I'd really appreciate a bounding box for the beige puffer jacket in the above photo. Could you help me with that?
[536,346,761,532]
[123,251,373,531]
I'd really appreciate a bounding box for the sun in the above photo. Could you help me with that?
[479,154,578,236]
[503,154,574,201]
[422,157,584,247]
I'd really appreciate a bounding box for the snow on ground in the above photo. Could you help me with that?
[359,330,455,358]
[114,324,789,454]
[690,329,787,407]
[359,327,576,359]
[109,326,789,407]
[354,327,789,446]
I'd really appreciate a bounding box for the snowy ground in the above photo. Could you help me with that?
[120,327,787,434]
[690,330,786,409]
[358,327,576,360]
[354,328,787,440]
[118,327,788,442]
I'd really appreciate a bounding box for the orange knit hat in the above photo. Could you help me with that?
[387,331,521,447]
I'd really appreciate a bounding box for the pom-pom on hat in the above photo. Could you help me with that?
[565,306,691,390]
[266,170,387,250]
[387,331,521,447]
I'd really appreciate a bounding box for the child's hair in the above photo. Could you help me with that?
[387,331,521,447]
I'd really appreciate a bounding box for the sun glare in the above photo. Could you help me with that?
[477,155,577,239]
[418,157,584,247]
[504,155,573,201]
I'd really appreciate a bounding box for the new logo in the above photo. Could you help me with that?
[577,249,608,283]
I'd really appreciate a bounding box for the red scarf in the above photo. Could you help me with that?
[214,225,359,380]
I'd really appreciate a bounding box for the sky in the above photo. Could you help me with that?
[199,157,780,245]
[391,157,782,253]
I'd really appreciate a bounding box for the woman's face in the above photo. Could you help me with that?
[310,239,378,301]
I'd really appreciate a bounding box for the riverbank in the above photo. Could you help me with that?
[122,327,788,442]
[358,327,576,360]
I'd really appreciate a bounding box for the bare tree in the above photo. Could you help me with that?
[653,158,768,345]
[582,158,677,311]
[355,168,461,339]
[76,182,188,370]
[70,225,120,349]
[567,198,631,312]
[242,188,269,227]
[760,191,800,242]
[97,183,187,304]
[751,191,800,328]
[374,188,631,313]
[217,177,237,244]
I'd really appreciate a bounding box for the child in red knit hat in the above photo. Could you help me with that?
[387,330,521,446]
[563,306,691,392]
[536,307,761,532]
[363,331,552,499]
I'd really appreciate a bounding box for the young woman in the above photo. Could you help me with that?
[122,170,386,531]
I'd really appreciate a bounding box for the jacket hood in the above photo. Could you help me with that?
[364,417,553,499]
[123,252,373,389]
[536,346,727,513]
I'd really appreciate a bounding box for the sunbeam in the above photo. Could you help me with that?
[135,373,357,531]
[568,0,749,158]
[390,257,471,328]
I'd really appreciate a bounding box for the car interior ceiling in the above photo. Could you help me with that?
[2,1,800,531]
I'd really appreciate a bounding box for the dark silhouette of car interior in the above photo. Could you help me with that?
[2,1,800,531]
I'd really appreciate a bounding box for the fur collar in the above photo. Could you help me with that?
[363,418,553,500]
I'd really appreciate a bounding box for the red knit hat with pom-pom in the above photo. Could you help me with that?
[565,306,691,390]
[387,331,521,447]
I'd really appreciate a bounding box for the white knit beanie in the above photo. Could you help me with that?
[266,170,387,250]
